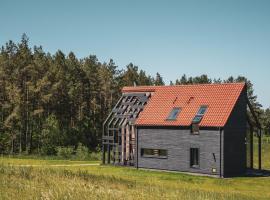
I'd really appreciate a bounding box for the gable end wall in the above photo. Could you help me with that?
[223,87,247,177]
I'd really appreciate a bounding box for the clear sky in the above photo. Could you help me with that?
[1,0,269,108]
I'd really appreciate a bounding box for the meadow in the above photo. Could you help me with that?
[0,136,269,200]
[0,157,269,200]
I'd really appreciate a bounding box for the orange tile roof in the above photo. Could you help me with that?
[122,83,246,127]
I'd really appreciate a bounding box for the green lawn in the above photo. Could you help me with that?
[0,156,98,166]
[0,157,270,200]
[254,136,270,169]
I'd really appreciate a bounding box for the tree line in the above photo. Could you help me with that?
[0,35,269,155]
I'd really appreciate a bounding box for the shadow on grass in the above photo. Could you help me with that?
[245,169,270,177]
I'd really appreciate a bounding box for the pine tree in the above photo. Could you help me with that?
[154,73,165,86]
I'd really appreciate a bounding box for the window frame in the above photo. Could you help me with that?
[197,105,208,115]
[190,147,200,168]
[166,107,181,121]
[191,105,208,134]
[141,148,168,159]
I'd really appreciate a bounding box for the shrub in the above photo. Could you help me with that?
[56,146,74,159]
[40,144,57,156]
[88,151,101,161]
[75,143,89,160]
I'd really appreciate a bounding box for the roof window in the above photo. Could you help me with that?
[192,106,208,123]
[167,107,181,120]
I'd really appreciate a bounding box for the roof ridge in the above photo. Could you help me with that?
[123,82,245,89]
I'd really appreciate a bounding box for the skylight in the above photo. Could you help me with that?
[197,106,207,115]
[192,106,208,123]
[167,107,181,120]
[192,115,203,123]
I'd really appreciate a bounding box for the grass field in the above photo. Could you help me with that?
[0,137,269,200]
[0,157,270,200]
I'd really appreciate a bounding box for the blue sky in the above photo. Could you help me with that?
[1,0,270,108]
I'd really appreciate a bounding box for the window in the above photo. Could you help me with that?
[141,148,168,158]
[191,106,208,134]
[192,116,203,123]
[192,105,208,123]
[197,106,207,115]
[190,148,199,168]
[167,107,181,120]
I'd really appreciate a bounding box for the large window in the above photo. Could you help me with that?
[167,107,181,120]
[190,148,199,168]
[141,148,168,158]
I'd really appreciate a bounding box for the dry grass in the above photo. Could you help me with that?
[0,139,269,200]
[0,160,270,200]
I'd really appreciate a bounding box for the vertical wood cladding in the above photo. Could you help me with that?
[137,127,222,176]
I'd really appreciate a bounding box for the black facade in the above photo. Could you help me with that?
[135,89,247,177]
[136,127,222,176]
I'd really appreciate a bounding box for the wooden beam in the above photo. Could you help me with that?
[246,97,261,128]
[123,93,146,97]
[103,95,124,127]
[102,144,105,164]
[102,92,150,166]
[121,126,125,164]
[258,129,262,170]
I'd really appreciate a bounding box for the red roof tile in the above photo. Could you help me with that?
[122,83,246,127]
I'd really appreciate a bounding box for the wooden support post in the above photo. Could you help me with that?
[113,129,116,164]
[118,131,121,163]
[121,126,125,164]
[131,125,135,165]
[126,125,130,164]
[136,127,139,169]
[258,129,262,170]
[250,126,253,169]
[102,144,106,164]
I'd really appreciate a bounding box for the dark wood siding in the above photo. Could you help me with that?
[223,87,247,177]
[136,127,222,176]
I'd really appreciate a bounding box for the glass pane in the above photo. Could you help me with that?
[190,148,199,167]
[159,149,167,156]
[192,115,202,123]
[194,149,199,165]
[141,148,167,158]
[197,106,207,115]
[167,107,181,120]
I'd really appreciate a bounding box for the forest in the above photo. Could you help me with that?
[0,34,269,156]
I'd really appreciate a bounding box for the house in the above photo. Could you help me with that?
[102,83,262,177]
